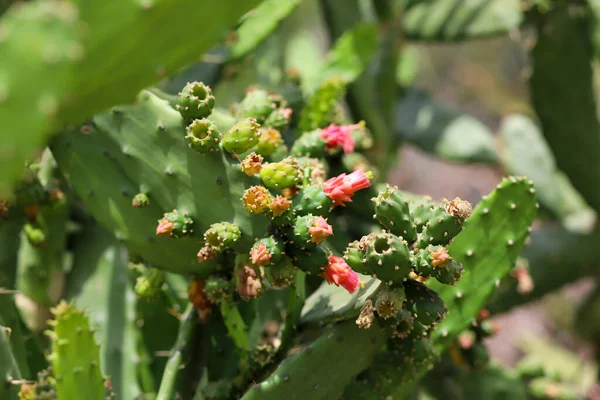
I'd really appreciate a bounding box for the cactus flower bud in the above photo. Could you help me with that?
[156,209,193,238]
[430,247,450,267]
[263,108,293,132]
[197,246,216,262]
[132,193,149,208]
[251,243,271,266]
[250,237,284,266]
[268,195,291,217]
[241,152,263,176]
[322,255,360,293]
[242,186,272,214]
[320,123,360,154]
[323,169,371,207]
[308,216,333,245]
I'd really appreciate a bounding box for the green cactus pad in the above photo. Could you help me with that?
[222,117,261,154]
[47,302,105,400]
[236,89,276,123]
[404,279,447,327]
[185,118,220,153]
[373,184,417,242]
[264,255,296,289]
[204,222,241,251]
[290,130,326,158]
[292,185,332,217]
[362,232,412,286]
[177,81,215,121]
[259,158,302,189]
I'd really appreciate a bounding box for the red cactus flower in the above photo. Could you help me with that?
[320,123,359,154]
[322,255,360,293]
[308,216,333,244]
[323,169,371,207]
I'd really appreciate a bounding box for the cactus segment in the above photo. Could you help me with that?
[236,89,276,124]
[263,108,293,132]
[255,128,284,157]
[177,81,216,121]
[204,222,241,252]
[240,320,386,400]
[290,130,326,158]
[222,118,261,154]
[46,302,105,400]
[410,198,434,233]
[185,118,220,153]
[292,185,332,217]
[403,279,447,327]
[373,184,417,242]
[204,276,234,305]
[264,255,296,289]
[288,246,329,276]
[362,232,412,286]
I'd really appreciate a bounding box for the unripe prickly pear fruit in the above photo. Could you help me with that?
[259,157,302,189]
[177,81,215,121]
[132,193,149,208]
[410,198,434,233]
[298,77,345,132]
[250,237,284,266]
[263,107,293,132]
[290,130,326,158]
[417,198,472,248]
[255,128,284,157]
[236,89,277,123]
[362,232,412,286]
[242,186,272,214]
[297,156,329,184]
[434,259,463,285]
[288,245,329,276]
[240,152,263,176]
[391,309,415,339]
[292,184,332,217]
[373,185,417,242]
[287,214,333,248]
[135,268,165,299]
[375,286,406,319]
[156,209,193,238]
[413,245,450,278]
[222,118,260,153]
[185,118,220,153]
[234,254,264,301]
[204,222,241,251]
[204,276,234,304]
[264,255,296,289]
[343,240,369,275]
[404,279,448,326]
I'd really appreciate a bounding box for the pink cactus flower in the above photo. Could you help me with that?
[320,123,359,154]
[308,216,333,245]
[322,255,360,293]
[156,219,175,236]
[323,169,371,207]
[250,243,272,266]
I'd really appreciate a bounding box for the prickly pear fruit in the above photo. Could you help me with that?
[373,185,417,242]
[343,240,369,275]
[393,333,437,365]
[287,215,333,248]
[204,222,241,251]
[391,309,415,339]
[222,118,260,154]
[240,153,263,176]
[234,255,263,301]
[242,186,272,214]
[46,302,105,400]
[410,198,434,233]
[289,246,329,276]
[177,81,215,121]
[417,198,471,248]
[413,245,450,278]
[290,130,326,158]
[204,276,234,305]
[259,158,302,189]
[264,255,296,289]
[322,255,360,293]
[134,267,165,299]
[263,107,292,132]
[362,232,412,286]
[375,286,406,319]
[250,237,284,266]
[404,279,447,326]
[156,209,193,238]
[185,118,220,153]
[24,223,46,246]
[434,259,463,285]
[255,128,284,157]
[132,193,149,208]
[292,185,333,217]
[297,156,329,184]
[236,89,276,123]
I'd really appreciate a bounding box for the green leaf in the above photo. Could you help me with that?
[403,0,522,41]
[0,0,262,196]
